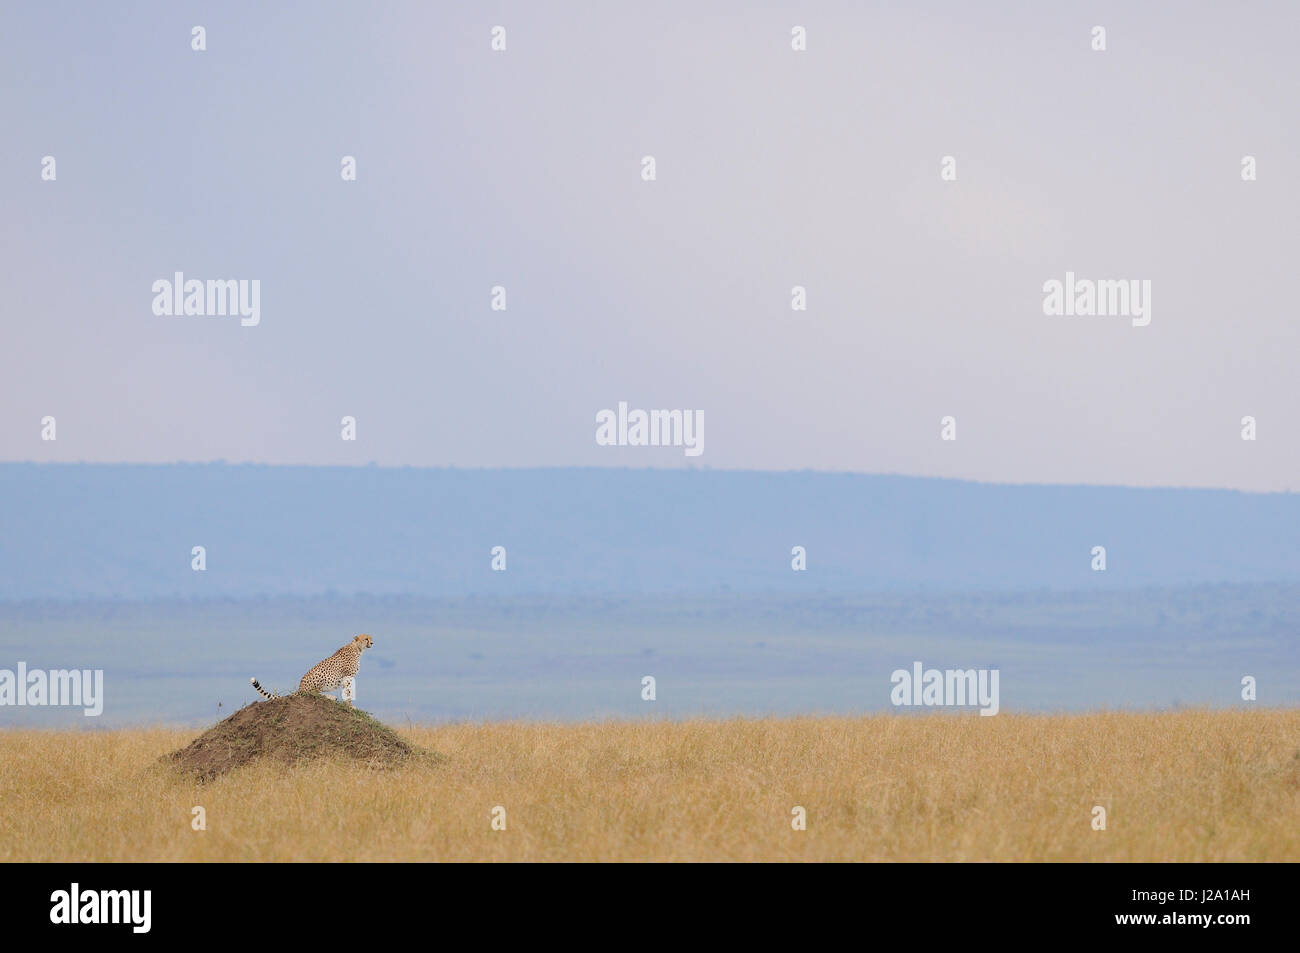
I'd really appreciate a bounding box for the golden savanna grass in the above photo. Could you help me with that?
[2,709,1298,861]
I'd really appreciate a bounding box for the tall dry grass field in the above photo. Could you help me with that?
[2,710,1297,861]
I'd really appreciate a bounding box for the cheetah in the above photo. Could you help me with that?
[250,634,374,706]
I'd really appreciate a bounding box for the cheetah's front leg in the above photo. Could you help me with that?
[342,676,355,706]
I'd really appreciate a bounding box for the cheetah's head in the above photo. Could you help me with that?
[354,634,374,651]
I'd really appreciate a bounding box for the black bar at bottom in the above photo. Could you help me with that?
[5,861,1285,941]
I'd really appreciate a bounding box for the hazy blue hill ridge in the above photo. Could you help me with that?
[1,463,1296,600]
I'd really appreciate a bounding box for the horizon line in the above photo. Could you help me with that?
[0,459,1293,496]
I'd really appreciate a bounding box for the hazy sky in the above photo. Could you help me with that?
[3,1,1298,490]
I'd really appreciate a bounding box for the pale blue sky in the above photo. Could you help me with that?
[3,1,1298,490]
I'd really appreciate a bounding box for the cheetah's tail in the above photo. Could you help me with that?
[249,677,279,700]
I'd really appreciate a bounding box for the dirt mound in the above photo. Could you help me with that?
[165,693,426,781]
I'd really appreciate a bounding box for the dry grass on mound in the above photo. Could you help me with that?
[164,694,431,781]
[0,709,1298,861]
